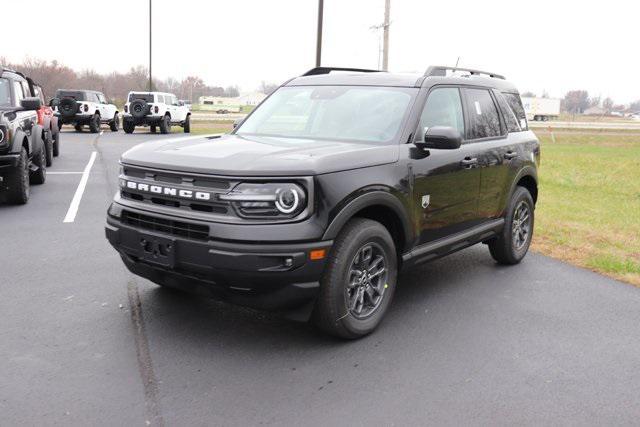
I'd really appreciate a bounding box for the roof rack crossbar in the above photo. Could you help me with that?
[302,67,382,76]
[424,65,505,80]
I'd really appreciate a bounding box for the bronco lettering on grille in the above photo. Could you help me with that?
[121,179,211,201]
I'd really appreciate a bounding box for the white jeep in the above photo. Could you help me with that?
[54,90,119,133]
[123,92,191,134]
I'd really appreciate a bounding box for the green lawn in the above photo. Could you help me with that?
[532,130,640,286]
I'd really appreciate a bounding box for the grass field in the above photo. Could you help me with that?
[532,130,640,286]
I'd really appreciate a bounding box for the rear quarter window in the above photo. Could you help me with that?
[502,92,528,130]
[495,92,522,133]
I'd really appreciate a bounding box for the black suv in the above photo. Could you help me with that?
[106,66,539,338]
[0,68,47,204]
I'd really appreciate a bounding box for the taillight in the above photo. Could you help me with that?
[37,110,44,125]
[154,106,159,114]
[83,104,89,112]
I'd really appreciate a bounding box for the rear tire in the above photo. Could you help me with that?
[123,121,135,134]
[150,125,156,133]
[488,186,535,265]
[109,113,120,132]
[159,115,170,134]
[89,113,100,133]
[313,218,397,339]
[183,115,191,133]
[6,147,29,204]
[74,124,83,132]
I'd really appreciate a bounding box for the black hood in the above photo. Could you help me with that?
[120,133,399,176]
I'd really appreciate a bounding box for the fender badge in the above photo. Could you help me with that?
[421,195,430,209]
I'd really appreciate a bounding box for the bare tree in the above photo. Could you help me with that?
[562,90,590,114]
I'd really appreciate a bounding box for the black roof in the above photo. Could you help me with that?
[56,89,103,94]
[287,66,519,92]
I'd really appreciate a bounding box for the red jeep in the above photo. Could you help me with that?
[27,78,60,165]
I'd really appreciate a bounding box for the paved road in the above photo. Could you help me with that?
[2,130,640,426]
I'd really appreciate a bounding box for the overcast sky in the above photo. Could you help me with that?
[3,0,638,102]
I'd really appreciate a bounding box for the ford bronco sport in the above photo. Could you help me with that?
[122,92,191,134]
[54,89,120,133]
[0,68,47,204]
[106,66,539,338]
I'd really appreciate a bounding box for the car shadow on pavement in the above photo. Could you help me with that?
[138,245,502,350]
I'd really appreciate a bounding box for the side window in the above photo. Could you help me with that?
[170,95,177,105]
[502,92,528,131]
[416,87,464,141]
[495,92,521,133]
[13,81,24,105]
[97,93,106,104]
[20,81,31,99]
[463,88,503,139]
[156,95,164,104]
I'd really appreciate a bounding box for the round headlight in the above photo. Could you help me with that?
[275,188,300,214]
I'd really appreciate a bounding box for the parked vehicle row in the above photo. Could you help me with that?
[0,68,51,204]
[50,90,191,134]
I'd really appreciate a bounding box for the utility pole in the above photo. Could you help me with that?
[382,0,390,71]
[149,0,152,91]
[315,0,324,67]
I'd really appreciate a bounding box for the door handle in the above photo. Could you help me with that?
[460,157,478,168]
[504,151,518,160]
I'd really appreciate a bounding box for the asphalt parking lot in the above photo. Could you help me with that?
[2,129,640,426]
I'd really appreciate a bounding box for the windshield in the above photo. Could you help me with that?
[129,93,154,102]
[0,78,11,107]
[56,90,87,101]
[236,86,415,143]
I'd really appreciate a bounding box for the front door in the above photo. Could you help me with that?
[411,87,482,244]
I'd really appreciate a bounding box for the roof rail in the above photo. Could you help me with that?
[424,65,505,80]
[302,67,381,76]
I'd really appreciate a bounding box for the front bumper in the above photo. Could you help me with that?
[105,206,332,311]
[0,153,20,170]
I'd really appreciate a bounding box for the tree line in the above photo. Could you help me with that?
[0,57,244,106]
[523,89,640,115]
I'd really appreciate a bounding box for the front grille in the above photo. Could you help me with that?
[120,165,236,216]
[121,210,209,241]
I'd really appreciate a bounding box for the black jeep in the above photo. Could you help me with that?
[106,66,539,338]
[0,68,47,204]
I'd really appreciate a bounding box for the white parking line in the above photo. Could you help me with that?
[49,171,83,175]
[63,151,97,223]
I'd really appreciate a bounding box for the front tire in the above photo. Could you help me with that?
[30,146,46,185]
[6,147,29,204]
[44,131,54,167]
[52,131,60,157]
[74,124,83,132]
[89,113,100,133]
[488,186,535,265]
[313,218,397,339]
[109,113,120,132]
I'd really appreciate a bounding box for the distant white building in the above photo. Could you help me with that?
[198,92,267,110]
[237,91,267,106]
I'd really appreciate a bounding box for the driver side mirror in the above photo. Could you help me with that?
[49,98,60,107]
[21,97,42,111]
[415,126,462,150]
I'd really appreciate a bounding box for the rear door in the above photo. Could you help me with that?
[460,87,511,220]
